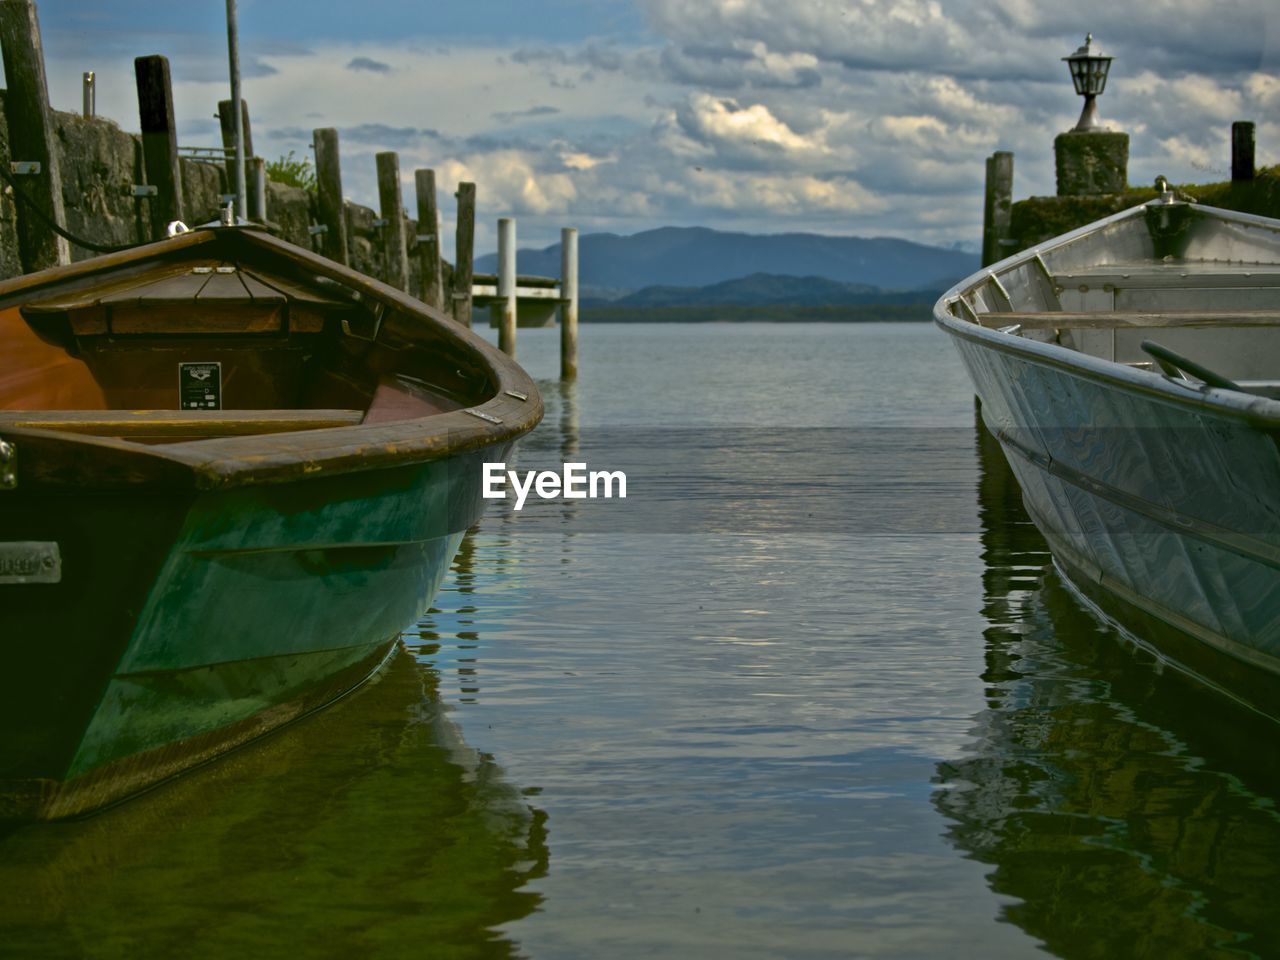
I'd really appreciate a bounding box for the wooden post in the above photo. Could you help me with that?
[250,156,266,221]
[497,217,517,357]
[376,152,409,291]
[1232,121,1256,182]
[414,168,444,311]
[134,55,185,239]
[453,181,476,327]
[218,98,255,212]
[0,0,69,270]
[982,151,1014,267]
[560,227,579,381]
[312,128,348,265]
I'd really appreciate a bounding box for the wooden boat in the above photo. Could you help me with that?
[935,190,1280,720]
[0,221,542,819]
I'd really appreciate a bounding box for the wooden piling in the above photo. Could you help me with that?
[376,151,409,291]
[414,169,444,311]
[982,151,1014,268]
[497,217,517,357]
[134,55,185,239]
[560,227,579,381]
[453,182,476,327]
[250,156,266,221]
[218,98,256,213]
[0,0,69,270]
[312,128,348,265]
[1232,121,1256,182]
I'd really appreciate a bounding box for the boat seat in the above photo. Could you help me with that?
[0,409,365,442]
[975,310,1280,330]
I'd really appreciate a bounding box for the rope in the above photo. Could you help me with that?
[0,161,141,254]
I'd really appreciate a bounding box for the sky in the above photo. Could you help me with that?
[26,0,1280,253]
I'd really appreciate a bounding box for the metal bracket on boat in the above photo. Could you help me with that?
[9,161,40,176]
[464,409,503,424]
[0,439,16,489]
[504,390,529,401]
[166,221,190,237]
[341,302,384,342]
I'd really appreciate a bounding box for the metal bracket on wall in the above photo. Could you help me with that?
[0,439,16,489]
[130,184,158,197]
[10,162,41,176]
[307,224,329,236]
[372,218,390,228]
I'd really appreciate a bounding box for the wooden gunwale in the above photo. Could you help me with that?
[0,226,544,491]
[0,409,366,437]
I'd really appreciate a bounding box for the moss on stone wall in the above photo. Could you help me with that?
[1009,166,1280,252]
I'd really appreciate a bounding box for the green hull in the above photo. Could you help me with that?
[1,448,496,819]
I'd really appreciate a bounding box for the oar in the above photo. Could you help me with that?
[1140,339,1241,391]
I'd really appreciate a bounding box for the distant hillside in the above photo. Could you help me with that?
[601,272,941,308]
[475,226,977,293]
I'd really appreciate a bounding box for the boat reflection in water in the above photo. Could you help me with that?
[0,639,547,958]
[935,420,1280,957]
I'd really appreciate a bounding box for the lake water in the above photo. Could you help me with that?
[4,323,1280,958]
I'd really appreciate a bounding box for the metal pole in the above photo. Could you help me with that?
[82,70,94,117]
[225,0,246,219]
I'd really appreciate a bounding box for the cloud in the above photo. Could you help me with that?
[671,93,833,170]
[346,56,391,73]
[560,151,615,171]
[35,0,1280,253]
[437,150,578,215]
[492,106,562,123]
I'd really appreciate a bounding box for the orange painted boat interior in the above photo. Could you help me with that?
[0,259,482,441]
[0,306,107,410]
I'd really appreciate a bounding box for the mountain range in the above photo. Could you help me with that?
[473,226,977,300]
[599,272,946,308]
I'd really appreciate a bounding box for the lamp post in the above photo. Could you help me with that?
[1062,34,1113,133]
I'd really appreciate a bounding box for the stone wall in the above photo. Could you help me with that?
[0,93,448,302]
